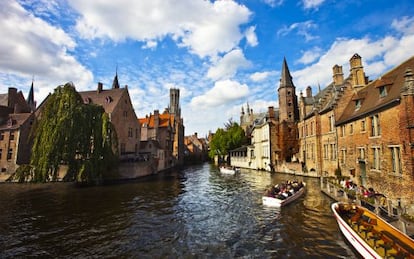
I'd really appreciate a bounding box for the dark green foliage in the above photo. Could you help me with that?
[30,82,118,183]
[7,165,33,183]
[208,121,247,159]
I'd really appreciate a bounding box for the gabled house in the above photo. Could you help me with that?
[0,86,35,178]
[336,55,414,208]
[78,74,141,161]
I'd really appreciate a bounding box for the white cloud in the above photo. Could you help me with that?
[297,47,322,64]
[250,71,275,82]
[0,0,93,104]
[245,26,258,47]
[207,49,251,81]
[302,0,326,10]
[70,0,252,58]
[190,79,249,108]
[293,17,414,92]
[142,40,158,49]
[391,16,414,34]
[263,0,284,8]
[277,20,318,41]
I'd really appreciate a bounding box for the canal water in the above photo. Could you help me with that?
[0,163,358,258]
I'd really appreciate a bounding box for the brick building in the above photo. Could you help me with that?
[78,73,141,160]
[0,86,35,177]
[336,55,414,209]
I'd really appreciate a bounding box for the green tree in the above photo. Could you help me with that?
[30,82,118,183]
[208,120,247,159]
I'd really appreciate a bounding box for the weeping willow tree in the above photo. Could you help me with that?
[30,82,118,183]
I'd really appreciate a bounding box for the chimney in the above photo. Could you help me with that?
[349,53,366,88]
[306,86,312,97]
[332,65,344,86]
[268,106,275,119]
[194,132,198,138]
[154,110,159,128]
[97,82,103,93]
[8,87,18,108]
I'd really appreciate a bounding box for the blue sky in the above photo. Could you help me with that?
[1,0,414,137]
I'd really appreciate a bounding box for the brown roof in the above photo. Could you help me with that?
[336,55,414,125]
[0,113,32,130]
[78,88,126,114]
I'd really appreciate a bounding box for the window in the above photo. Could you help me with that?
[355,99,361,110]
[370,114,381,137]
[323,144,329,159]
[330,143,337,160]
[371,147,381,170]
[340,125,345,137]
[0,133,4,140]
[7,148,12,160]
[329,115,335,132]
[10,133,14,140]
[379,86,387,97]
[310,122,314,135]
[349,124,354,134]
[390,146,402,174]
[0,149,2,159]
[361,120,366,132]
[340,149,346,164]
[120,143,126,154]
[123,111,128,117]
[311,143,314,160]
[128,128,133,137]
[305,124,308,136]
[358,147,365,160]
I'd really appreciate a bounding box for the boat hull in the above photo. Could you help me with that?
[262,184,306,207]
[332,203,381,259]
[219,167,239,175]
[331,202,414,259]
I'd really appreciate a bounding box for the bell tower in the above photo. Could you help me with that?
[278,57,299,122]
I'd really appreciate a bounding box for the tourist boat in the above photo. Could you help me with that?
[262,182,306,207]
[219,166,240,175]
[331,202,414,259]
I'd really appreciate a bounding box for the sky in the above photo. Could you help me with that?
[1,0,414,137]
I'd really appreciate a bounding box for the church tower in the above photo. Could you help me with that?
[169,88,180,117]
[278,57,299,122]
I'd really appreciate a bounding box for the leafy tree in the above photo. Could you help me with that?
[30,82,118,183]
[208,120,247,159]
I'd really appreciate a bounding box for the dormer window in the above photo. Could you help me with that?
[105,96,112,103]
[379,86,387,97]
[355,99,361,110]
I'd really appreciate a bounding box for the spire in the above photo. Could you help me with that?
[279,57,294,88]
[27,78,35,111]
[112,66,120,89]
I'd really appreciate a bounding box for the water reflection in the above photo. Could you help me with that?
[0,163,357,258]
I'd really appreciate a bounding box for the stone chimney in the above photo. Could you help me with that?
[332,65,344,86]
[268,106,275,119]
[97,82,103,93]
[349,53,366,88]
[154,110,159,128]
[8,87,18,108]
[306,86,312,97]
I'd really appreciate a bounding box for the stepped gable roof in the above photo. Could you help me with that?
[336,55,414,126]
[78,87,125,114]
[302,81,344,119]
